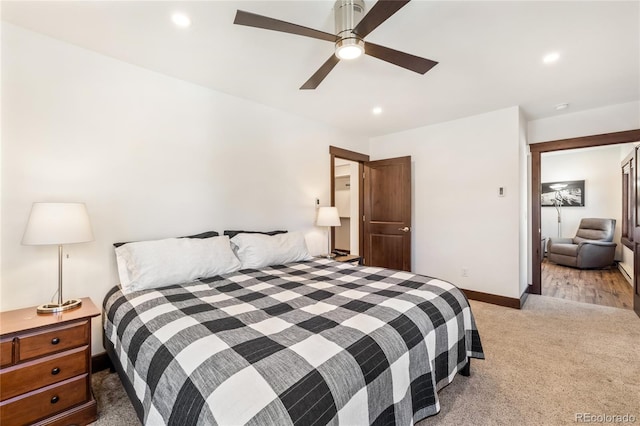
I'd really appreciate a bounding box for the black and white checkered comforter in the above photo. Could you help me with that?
[103,258,484,425]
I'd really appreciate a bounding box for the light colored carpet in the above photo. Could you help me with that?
[92,295,640,425]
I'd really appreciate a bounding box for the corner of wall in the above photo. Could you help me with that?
[518,106,530,296]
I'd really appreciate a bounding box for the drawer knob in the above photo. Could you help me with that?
[51,337,60,345]
[51,395,59,404]
[51,367,60,375]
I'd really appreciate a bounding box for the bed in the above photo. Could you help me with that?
[103,233,484,425]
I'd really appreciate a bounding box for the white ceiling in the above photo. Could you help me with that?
[2,1,639,137]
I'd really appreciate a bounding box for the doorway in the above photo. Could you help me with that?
[329,146,368,257]
[540,145,633,309]
[334,158,360,255]
[530,129,640,317]
[329,146,413,271]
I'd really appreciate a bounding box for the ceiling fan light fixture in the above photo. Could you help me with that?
[335,38,364,60]
[233,0,436,90]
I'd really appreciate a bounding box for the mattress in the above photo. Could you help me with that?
[103,258,484,425]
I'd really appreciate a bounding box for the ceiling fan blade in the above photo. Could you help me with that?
[352,0,411,39]
[234,10,338,43]
[300,55,341,90]
[365,42,437,74]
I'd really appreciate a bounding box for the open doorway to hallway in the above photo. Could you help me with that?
[540,144,634,309]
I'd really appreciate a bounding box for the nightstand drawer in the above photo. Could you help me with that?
[0,339,12,368]
[0,345,88,401]
[0,374,89,426]
[16,320,89,362]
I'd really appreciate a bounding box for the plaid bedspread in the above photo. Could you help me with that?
[103,258,484,425]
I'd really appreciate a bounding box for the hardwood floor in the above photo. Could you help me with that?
[542,259,633,309]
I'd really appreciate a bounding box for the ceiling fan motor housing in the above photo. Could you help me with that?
[334,0,365,58]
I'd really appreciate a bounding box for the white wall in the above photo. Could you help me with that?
[518,109,530,296]
[1,24,368,353]
[528,101,640,143]
[541,146,624,259]
[370,107,524,299]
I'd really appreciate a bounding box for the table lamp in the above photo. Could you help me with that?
[22,202,94,314]
[316,206,341,259]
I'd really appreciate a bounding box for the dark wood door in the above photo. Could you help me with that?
[633,146,640,317]
[363,156,411,271]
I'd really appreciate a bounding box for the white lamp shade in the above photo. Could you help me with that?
[22,202,94,245]
[316,206,341,227]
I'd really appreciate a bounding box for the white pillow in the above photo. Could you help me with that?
[115,236,241,294]
[231,231,313,269]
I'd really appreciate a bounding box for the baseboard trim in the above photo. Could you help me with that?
[617,262,633,286]
[462,289,522,309]
[92,351,113,373]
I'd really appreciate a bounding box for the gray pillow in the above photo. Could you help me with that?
[223,230,287,239]
[113,231,219,248]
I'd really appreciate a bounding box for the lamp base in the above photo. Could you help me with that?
[37,299,82,314]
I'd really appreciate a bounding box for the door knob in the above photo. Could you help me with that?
[399,227,410,232]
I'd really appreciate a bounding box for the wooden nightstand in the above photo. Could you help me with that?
[0,298,100,426]
[334,254,363,265]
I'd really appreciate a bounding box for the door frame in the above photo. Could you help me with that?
[329,146,369,255]
[529,129,640,295]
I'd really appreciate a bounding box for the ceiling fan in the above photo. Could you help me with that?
[233,0,438,90]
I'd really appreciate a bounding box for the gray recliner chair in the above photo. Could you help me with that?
[547,218,617,269]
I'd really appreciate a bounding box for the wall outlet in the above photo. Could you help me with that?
[498,187,505,197]
[461,267,469,277]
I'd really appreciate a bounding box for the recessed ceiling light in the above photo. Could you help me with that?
[543,52,560,64]
[372,107,383,115]
[172,13,191,28]
[555,103,569,111]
